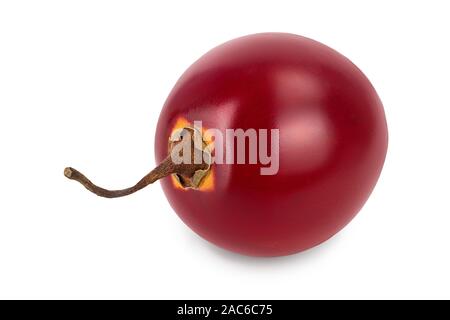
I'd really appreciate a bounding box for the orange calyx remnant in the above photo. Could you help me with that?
[170,117,215,191]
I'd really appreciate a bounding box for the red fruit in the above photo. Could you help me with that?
[155,33,388,256]
[66,33,388,257]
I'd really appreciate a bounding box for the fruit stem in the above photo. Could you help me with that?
[64,156,207,198]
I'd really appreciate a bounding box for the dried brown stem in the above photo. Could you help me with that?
[64,156,208,198]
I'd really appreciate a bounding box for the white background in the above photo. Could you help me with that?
[0,0,449,300]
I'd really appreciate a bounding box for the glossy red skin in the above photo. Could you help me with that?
[155,33,388,256]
